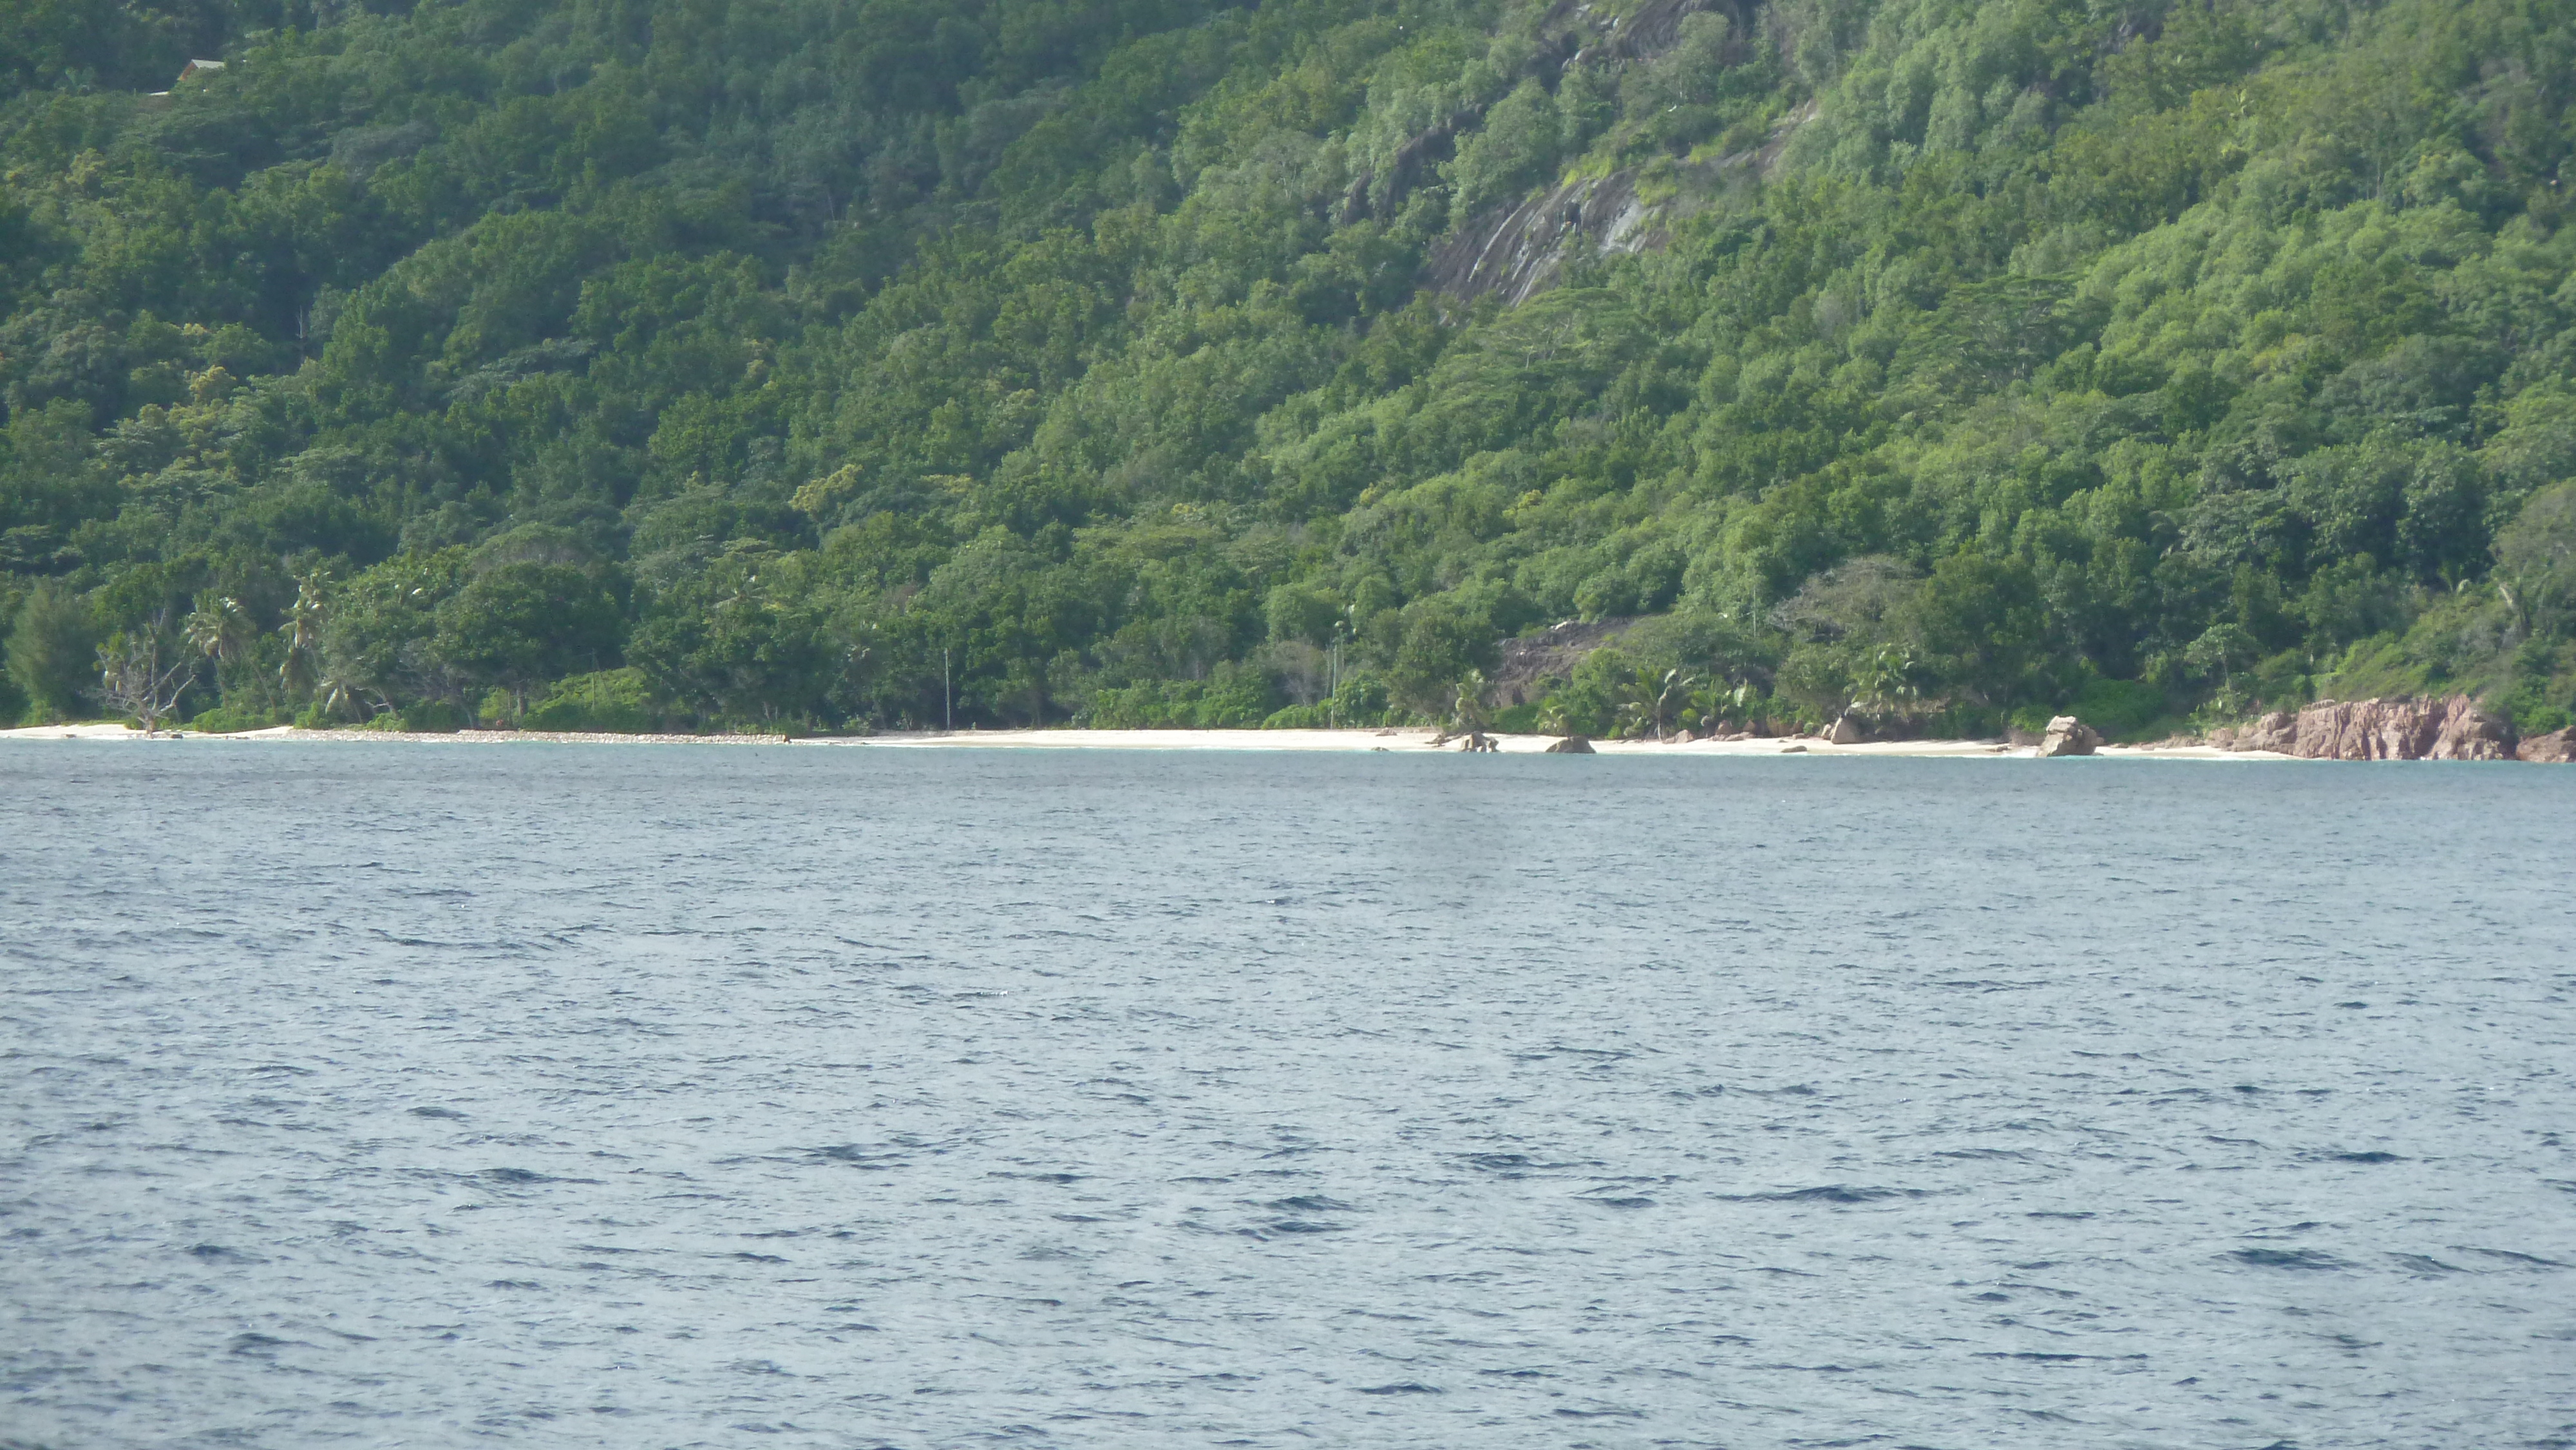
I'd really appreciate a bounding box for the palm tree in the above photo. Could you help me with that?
[1851,645,1919,722]
[1703,680,1757,733]
[314,671,374,723]
[278,574,328,693]
[184,595,253,665]
[1450,670,1497,751]
[1618,666,1700,740]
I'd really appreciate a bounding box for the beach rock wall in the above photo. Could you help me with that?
[2216,695,2517,760]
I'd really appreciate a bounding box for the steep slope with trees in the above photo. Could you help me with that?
[5,0,2573,738]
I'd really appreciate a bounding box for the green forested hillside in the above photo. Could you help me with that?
[5,0,2575,737]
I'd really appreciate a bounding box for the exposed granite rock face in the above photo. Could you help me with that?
[1544,735,1596,754]
[2228,697,2517,760]
[1425,169,1665,305]
[1587,0,1739,61]
[2518,727,2576,763]
[2036,716,2100,757]
[1825,715,1864,744]
[1490,617,1635,707]
[1423,99,1823,306]
[1418,0,1815,307]
[1348,0,1744,236]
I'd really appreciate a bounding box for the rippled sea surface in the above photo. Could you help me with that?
[5,744,2574,1450]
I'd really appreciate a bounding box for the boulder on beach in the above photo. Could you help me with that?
[2036,716,2100,757]
[1545,735,1595,754]
[1825,715,1863,744]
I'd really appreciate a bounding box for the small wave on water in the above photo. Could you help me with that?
[3,745,2573,1448]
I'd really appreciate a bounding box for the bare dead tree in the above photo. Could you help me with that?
[98,623,195,735]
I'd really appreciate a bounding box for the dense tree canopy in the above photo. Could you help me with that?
[4,0,2573,737]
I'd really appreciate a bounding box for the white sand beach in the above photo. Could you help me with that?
[0,722,789,746]
[818,726,2279,758]
[0,720,2284,758]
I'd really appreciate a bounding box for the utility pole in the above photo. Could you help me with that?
[943,648,952,732]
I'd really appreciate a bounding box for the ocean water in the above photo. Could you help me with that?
[3,742,2572,1450]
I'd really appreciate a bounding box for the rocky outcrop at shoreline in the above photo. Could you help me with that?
[2213,696,2519,760]
[2518,727,2576,763]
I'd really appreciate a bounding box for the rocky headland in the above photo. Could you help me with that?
[2208,695,2537,761]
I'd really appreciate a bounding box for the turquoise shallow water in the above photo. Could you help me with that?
[3,744,2573,1449]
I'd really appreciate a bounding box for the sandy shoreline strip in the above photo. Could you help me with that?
[0,720,2283,758]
